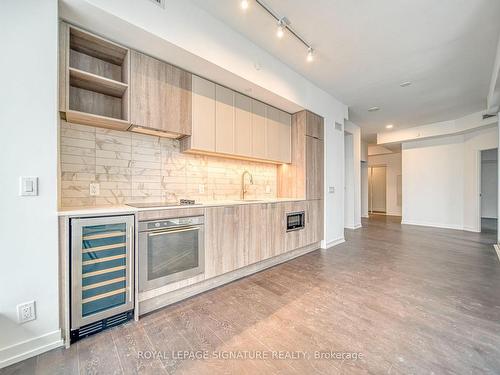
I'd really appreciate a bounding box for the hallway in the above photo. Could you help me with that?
[2,217,500,374]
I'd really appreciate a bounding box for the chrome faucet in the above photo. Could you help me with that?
[241,170,254,200]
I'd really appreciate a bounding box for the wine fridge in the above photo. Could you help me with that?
[70,215,134,342]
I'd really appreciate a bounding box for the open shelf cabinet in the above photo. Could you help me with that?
[59,23,130,131]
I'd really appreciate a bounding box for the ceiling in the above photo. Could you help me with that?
[190,0,500,140]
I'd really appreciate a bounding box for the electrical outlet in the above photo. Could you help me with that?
[198,184,205,194]
[89,183,100,196]
[17,301,36,323]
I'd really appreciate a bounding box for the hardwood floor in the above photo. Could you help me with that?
[3,215,500,374]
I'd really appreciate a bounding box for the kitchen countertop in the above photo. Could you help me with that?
[58,198,306,217]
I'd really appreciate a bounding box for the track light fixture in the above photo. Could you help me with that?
[241,0,316,63]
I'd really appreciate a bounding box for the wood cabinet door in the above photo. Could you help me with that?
[305,111,324,140]
[279,110,292,163]
[130,51,192,135]
[234,93,252,157]
[215,84,235,154]
[306,136,324,200]
[204,206,244,278]
[191,75,216,151]
[240,204,268,265]
[265,106,282,162]
[305,199,323,245]
[251,99,267,159]
[266,203,285,257]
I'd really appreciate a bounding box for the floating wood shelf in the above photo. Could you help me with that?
[65,110,130,131]
[69,67,128,98]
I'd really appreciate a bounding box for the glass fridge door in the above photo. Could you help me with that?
[71,215,134,329]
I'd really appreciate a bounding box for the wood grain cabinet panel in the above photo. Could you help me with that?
[240,204,269,265]
[306,136,324,200]
[266,203,286,257]
[306,110,324,140]
[266,106,282,162]
[215,84,235,154]
[234,93,253,157]
[251,100,267,160]
[130,51,192,136]
[279,111,292,163]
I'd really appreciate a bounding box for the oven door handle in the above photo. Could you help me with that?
[148,226,200,237]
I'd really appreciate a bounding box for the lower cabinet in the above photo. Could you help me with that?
[204,201,323,279]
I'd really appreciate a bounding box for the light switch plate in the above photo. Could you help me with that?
[20,177,38,196]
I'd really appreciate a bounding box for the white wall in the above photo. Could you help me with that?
[0,0,62,368]
[368,153,402,216]
[344,121,361,229]
[61,0,349,247]
[481,150,498,219]
[402,126,498,231]
[361,163,369,218]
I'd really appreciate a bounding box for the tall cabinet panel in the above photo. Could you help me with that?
[70,215,134,340]
[251,99,267,160]
[306,136,324,200]
[189,75,216,152]
[215,84,235,154]
[234,93,253,157]
[130,51,192,137]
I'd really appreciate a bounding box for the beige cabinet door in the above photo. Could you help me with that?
[215,84,235,154]
[305,199,323,245]
[130,51,192,135]
[191,75,216,151]
[204,206,244,278]
[240,203,268,265]
[306,136,324,200]
[266,203,285,257]
[279,110,292,163]
[234,93,252,157]
[265,106,282,162]
[306,111,324,140]
[251,99,267,159]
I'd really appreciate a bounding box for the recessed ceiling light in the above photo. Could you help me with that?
[368,106,380,112]
[240,0,249,10]
[400,81,412,87]
[385,124,394,129]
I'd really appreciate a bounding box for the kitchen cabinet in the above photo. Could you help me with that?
[182,75,216,152]
[204,206,244,278]
[234,93,253,157]
[251,99,267,160]
[215,84,235,154]
[129,51,192,138]
[306,110,324,139]
[240,204,269,265]
[306,136,324,200]
[306,199,323,244]
[266,203,286,257]
[266,107,292,163]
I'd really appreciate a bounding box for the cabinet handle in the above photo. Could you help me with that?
[128,224,134,302]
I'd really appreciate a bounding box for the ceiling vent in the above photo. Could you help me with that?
[149,0,165,9]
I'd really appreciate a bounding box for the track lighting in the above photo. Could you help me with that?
[240,0,249,10]
[276,18,285,38]
[307,48,314,62]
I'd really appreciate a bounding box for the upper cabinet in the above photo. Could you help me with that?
[182,76,292,164]
[59,23,131,131]
[129,51,192,138]
[305,111,324,139]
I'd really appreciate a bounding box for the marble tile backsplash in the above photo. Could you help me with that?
[59,121,278,207]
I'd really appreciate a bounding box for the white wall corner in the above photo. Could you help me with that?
[0,330,62,369]
[322,237,346,249]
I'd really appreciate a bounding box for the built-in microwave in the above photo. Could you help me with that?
[286,211,305,232]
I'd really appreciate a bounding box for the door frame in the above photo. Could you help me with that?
[368,164,387,214]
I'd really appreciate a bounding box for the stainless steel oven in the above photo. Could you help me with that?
[138,216,204,292]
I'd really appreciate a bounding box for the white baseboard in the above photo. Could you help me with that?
[494,244,500,262]
[463,226,480,233]
[361,215,369,219]
[0,330,62,369]
[344,223,362,230]
[322,237,345,249]
[401,220,463,231]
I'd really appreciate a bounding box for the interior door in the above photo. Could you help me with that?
[369,166,387,213]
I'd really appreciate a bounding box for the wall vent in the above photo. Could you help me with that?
[148,0,166,9]
[335,122,343,131]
